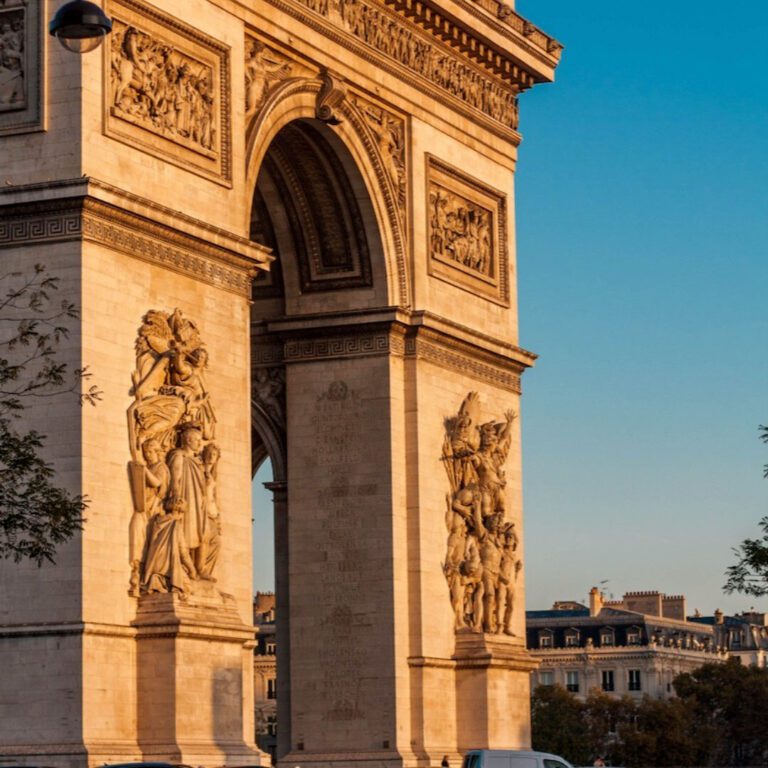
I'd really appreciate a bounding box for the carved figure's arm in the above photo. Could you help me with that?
[167,451,185,500]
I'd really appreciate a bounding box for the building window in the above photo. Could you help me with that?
[566,671,579,693]
[628,669,641,691]
[565,629,580,647]
[266,642,276,654]
[600,629,615,647]
[539,631,553,648]
[601,670,615,692]
[267,678,276,699]
[627,627,641,645]
[539,671,554,686]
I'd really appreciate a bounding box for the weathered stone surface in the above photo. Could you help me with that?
[0,0,560,765]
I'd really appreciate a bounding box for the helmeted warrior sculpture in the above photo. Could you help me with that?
[441,392,521,634]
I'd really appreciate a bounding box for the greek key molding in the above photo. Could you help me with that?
[251,341,285,366]
[284,331,402,361]
[0,197,265,297]
[0,205,81,244]
[407,333,522,393]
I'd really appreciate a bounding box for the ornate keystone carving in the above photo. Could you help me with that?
[127,309,221,598]
[315,70,347,125]
[442,392,521,635]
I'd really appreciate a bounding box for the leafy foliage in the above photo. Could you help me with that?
[531,683,592,765]
[674,660,768,767]
[724,426,768,597]
[0,264,101,564]
[531,663,768,767]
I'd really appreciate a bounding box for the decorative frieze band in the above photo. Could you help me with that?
[0,196,267,297]
[264,0,521,132]
[284,331,403,361]
[407,333,522,393]
[273,317,526,392]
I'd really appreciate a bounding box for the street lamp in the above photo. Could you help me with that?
[49,1,113,53]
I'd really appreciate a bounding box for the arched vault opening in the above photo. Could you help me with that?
[248,116,388,761]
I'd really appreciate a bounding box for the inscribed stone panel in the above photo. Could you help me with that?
[427,155,509,306]
[0,0,43,135]
[104,0,231,185]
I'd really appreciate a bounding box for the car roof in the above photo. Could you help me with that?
[465,751,572,762]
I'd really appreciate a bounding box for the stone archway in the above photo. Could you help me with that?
[0,0,561,766]
[249,112,397,759]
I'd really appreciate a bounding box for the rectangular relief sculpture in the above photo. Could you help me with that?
[0,0,44,135]
[427,155,509,306]
[104,0,231,185]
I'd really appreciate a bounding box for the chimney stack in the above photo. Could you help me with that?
[589,586,603,617]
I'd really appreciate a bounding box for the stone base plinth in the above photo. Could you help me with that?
[131,586,265,766]
[453,631,539,751]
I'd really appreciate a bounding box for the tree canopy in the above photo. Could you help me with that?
[724,426,768,597]
[531,662,768,767]
[0,264,100,564]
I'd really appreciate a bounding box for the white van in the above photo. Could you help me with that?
[462,750,574,768]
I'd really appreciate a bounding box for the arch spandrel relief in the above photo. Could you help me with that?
[442,392,522,636]
[127,309,221,598]
[244,33,410,307]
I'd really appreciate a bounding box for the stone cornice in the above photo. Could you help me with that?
[531,647,726,664]
[0,178,271,297]
[382,0,561,82]
[0,621,136,639]
[235,0,532,139]
[265,307,534,392]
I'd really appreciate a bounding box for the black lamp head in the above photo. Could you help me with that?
[49,1,113,54]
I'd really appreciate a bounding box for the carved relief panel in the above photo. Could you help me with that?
[127,309,222,598]
[0,0,43,135]
[105,0,231,184]
[442,392,521,635]
[244,36,295,128]
[350,92,407,229]
[427,156,509,306]
[285,0,520,130]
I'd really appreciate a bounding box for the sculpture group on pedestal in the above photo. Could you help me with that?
[127,309,221,598]
[442,392,521,635]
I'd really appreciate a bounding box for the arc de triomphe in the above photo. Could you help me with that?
[0,1,560,767]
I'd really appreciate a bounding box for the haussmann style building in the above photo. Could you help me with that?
[526,587,768,700]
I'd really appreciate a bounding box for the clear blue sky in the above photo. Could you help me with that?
[253,1,768,616]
